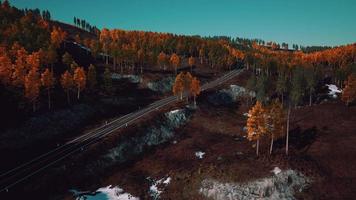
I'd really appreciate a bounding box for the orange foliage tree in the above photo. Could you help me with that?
[342,73,356,106]
[0,53,12,85]
[41,68,54,109]
[265,100,285,154]
[170,53,180,74]
[60,70,74,104]
[51,26,67,48]
[190,77,201,106]
[188,56,195,72]
[24,68,40,112]
[158,52,167,70]
[73,67,86,100]
[246,101,267,156]
[173,72,184,100]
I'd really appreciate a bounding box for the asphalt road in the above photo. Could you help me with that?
[0,68,243,193]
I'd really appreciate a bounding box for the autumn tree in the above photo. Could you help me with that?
[170,53,180,74]
[12,47,28,87]
[73,67,86,100]
[276,73,288,104]
[0,53,12,85]
[256,74,268,103]
[246,75,257,104]
[173,72,184,100]
[342,73,356,106]
[183,72,193,102]
[199,48,205,64]
[137,48,145,73]
[87,64,97,90]
[246,101,266,156]
[51,26,67,48]
[25,68,40,112]
[103,67,113,94]
[305,68,317,106]
[60,70,73,104]
[62,52,73,68]
[265,100,285,154]
[47,45,57,71]
[190,77,201,106]
[158,52,167,70]
[41,68,54,109]
[188,56,196,72]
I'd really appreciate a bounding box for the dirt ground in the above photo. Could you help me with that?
[3,69,356,200]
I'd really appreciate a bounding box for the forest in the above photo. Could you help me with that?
[0,0,356,199]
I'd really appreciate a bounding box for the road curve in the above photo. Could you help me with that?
[0,68,243,193]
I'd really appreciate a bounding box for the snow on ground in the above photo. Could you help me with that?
[148,177,171,199]
[195,151,206,159]
[271,167,281,175]
[200,168,310,200]
[73,185,139,200]
[169,109,180,114]
[326,84,342,98]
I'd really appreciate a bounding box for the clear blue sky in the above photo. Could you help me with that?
[10,0,356,46]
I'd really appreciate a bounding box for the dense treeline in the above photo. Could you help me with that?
[73,16,100,35]
[1,0,355,116]
[244,43,356,156]
[90,28,245,74]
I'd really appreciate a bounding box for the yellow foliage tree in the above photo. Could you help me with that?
[190,77,201,106]
[188,56,195,72]
[173,72,184,100]
[0,53,12,85]
[41,68,54,109]
[61,70,74,104]
[25,68,40,112]
[265,100,285,154]
[246,101,267,156]
[158,52,167,70]
[170,53,180,74]
[342,74,356,106]
[73,67,86,100]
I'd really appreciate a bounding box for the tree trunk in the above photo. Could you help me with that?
[194,95,196,107]
[256,139,259,156]
[286,104,291,155]
[281,94,284,105]
[67,90,70,104]
[309,89,312,106]
[77,86,80,100]
[180,92,183,100]
[32,101,36,112]
[48,89,51,110]
[270,134,274,155]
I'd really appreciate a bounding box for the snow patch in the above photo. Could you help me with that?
[195,151,206,159]
[271,167,281,175]
[112,74,141,83]
[200,169,310,200]
[326,84,341,98]
[73,185,139,200]
[148,177,171,199]
[169,109,180,114]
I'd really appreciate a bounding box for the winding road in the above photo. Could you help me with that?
[0,68,243,193]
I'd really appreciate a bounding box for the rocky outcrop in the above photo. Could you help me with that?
[147,77,174,93]
[208,85,255,106]
[200,169,310,200]
[102,109,190,165]
[112,73,141,83]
